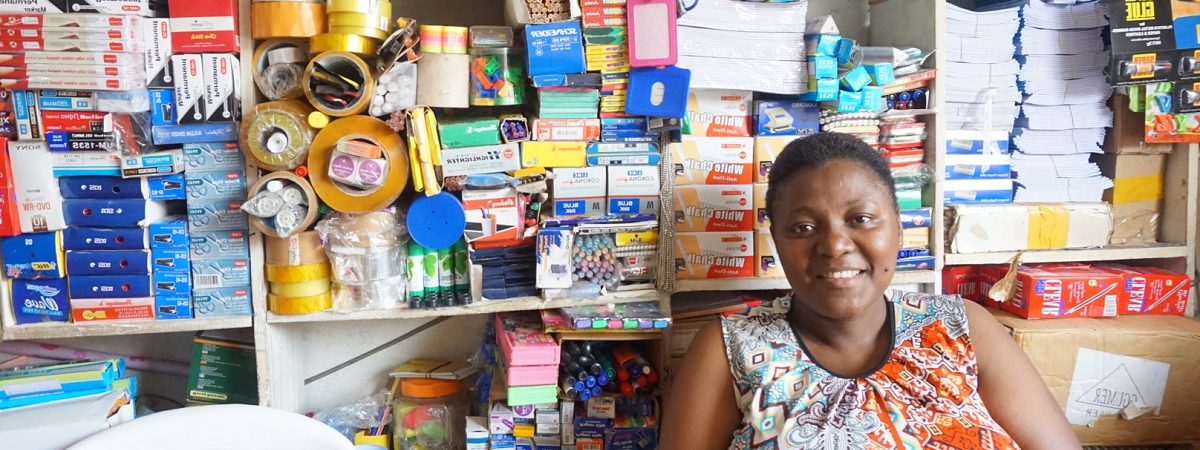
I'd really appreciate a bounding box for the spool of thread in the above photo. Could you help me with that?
[308,116,409,213]
[241,99,315,170]
[326,0,392,17]
[244,171,320,238]
[420,25,445,53]
[442,26,469,54]
[310,33,380,55]
[304,51,374,117]
[265,231,329,266]
[253,40,308,101]
[369,61,417,117]
[250,1,326,39]
[416,53,470,109]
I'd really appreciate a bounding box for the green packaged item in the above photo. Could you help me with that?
[897,189,922,210]
[407,241,425,308]
[438,118,502,149]
[187,334,258,405]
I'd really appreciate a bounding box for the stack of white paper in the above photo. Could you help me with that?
[1012,0,1112,202]
[675,0,808,94]
[944,2,1022,133]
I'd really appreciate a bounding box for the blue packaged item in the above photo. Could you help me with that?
[944,154,1013,180]
[187,198,249,232]
[836,91,864,113]
[605,427,658,450]
[625,66,690,118]
[808,55,837,79]
[754,100,820,136]
[585,153,661,166]
[150,89,177,126]
[799,78,838,102]
[945,130,1012,155]
[835,38,856,64]
[514,437,533,450]
[805,34,840,57]
[58,174,185,200]
[66,250,151,275]
[151,246,191,274]
[153,273,190,296]
[38,91,96,111]
[191,287,252,317]
[587,142,657,154]
[63,199,171,227]
[898,248,931,259]
[490,434,516,450]
[68,274,152,299]
[149,219,190,248]
[151,123,238,145]
[525,21,586,77]
[191,258,251,290]
[574,417,611,439]
[63,227,150,250]
[840,66,871,92]
[188,230,250,260]
[944,179,1015,205]
[183,142,243,171]
[2,232,65,280]
[155,294,192,320]
[10,278,69,324]
[46,132,117,152]
[899,208,933,229]
[896,255,936,271]
[121,149,184,177]
[860,86,884,112]
[12,89,38,140]
[185,170,247,201]
[530,73,602,88]
[865,63,896,85]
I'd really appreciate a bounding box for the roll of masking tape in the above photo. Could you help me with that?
[442,26,468,54]
[251,1,326,39]
[246,171,319,238]
[327,0,391,17]
[266,262,332,283]
[310,33,379,55]
[329,25,389,41]
[252,39,308,101]
[265,231,328,266]
[269,278,331,297]
[303,50,374,117]
[241,100,315,170]
[328,13,390,39]
[420,25,445,53]
[268,291,333,315]
[308,116,410,213]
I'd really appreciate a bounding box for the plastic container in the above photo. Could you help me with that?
[393,378,468,450]
[468,48,525,106]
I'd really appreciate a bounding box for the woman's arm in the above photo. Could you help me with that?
[965,301,1082,450]
[659,320,741,450]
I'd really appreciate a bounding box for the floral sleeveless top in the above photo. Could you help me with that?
[720,291,1019,449]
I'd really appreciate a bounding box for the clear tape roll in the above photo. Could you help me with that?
[327,0,392,17]
[245,171,320,238]
[250,2,326,39]
[328,245,405,284]
[307,116,409,213]
[331,275,407,311]
[241,99,315,170]
[269,278,331,297]
[329,25,389,41]
[268,291,333,315]
[303,50,374,117]
[310,33,380,55]
[253,39,308,101]
[266,262,332,283]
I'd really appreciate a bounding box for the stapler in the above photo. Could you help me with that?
[764,107,795,133]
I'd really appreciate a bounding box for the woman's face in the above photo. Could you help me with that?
[770,159,901,320]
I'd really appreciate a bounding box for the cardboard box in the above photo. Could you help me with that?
[1107,93,1172,154]
[670,136,753,185]
[50,151,120,177]
[550,167,606,217]
[535,226,573,289]
[63,227,149,250]
[2,231,63,279]
[66,250,150,275]
[674,231,754,279]
[155,294,192,320]
[1096,263,1191,316]
[1007,264,1123,319]
[943,178,1015,205]
[673,184,753,232]
[534,118,600,142]
[754,230,783,278]
[144,18,172,87]
[63,199,169,228]
[525,21,585,77]
[463,187,522,244]
[753,136,790,183]
[0,0,154,15]
[71,297,154,322]
[994,311,1200,445]
[941,265,979,301]
[68,274,152,299]
[153,273,190,296]
[190,258,250,290]
[186,197,248,233]
[183,142,241,171]
[606,165,658,215]
[948,203,1114,254]
[750,183,771,231]
[184,169,246,202]
[521,141,587,168]
[187,332,258,404]
[944,130,1012,155]
[58,174,184,201]
[944,154,1012,179]
[37,90,96,112]
[169,0,238,53]
[152,123,238,145]
[440,143,521,177]
[171,54,204,124]
[9,278,69,324]
[9,141,66,233]
[439,118,502,149]
[149,218,189,248]
[151,246,190,274]
[191,287,251,317]
[683,89,752,137]
[187,230,248,261]
[1098,154,1165,245]
[201,53,239,122]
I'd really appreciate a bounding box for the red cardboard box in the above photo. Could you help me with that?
[41,111,107,133]
[1008,264,1123,319]
[1097,263,1192,316]
[0,138,20,237]
[169,0,238,54]
[942,265,979,302]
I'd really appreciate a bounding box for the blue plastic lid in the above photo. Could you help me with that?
[407,192,467,251]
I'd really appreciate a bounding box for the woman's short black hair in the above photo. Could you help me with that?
[765,132,897,220]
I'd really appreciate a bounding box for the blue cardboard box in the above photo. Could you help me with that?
[148,174,187,201]
[188,230,250,260]
[865,63,896,86]
[840,66,871,91]
[153,273,191,297]
[944,179,1016,205]
[190,258,251,290]
[187,198,249,233]
[10,278,70,324]
[896,255,936,271]
[58,174,186,201]
[150,89,177,126]
[121,149,184,177]
[63,199,171,227]
[155,294,192,320]
[185,170,247,202]
[38,91,96,111]
[183,142,243,172]
[945,154,1013,180]
[526,21,586,77]
[149,219,190,248]
[836,91,864,113]
[66,250,151,275]
[860,86,884,112]
[2,232,65,280]
[151,246,191,274]
[945,130,1012,155]
[63,227,150,251]
[192,287,252,317]
[807,55,837,79]
[754,100,819,136]
[151,123,238,146]
[805,34,840,57]
[68,274,152,299]
[799,78,838,102]
[899,208,933,229]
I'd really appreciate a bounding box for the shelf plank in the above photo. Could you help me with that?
[673,270,938,293]
[943,244,1190,266]
[267,291,662,324]
[1,317,252,341]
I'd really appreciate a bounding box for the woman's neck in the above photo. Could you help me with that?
[788,293,891,354]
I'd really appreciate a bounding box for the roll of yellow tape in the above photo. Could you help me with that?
[303,50,375,117]
[309,33,380,55]
[327,0,392,17]
[265,232,329,266]
[268,291,333,315]
[251,2,326,39]
[241,100,315,170]
[269,278,331,297]
[245,171,320,238]
[329,25,389,41]
[308,116,410,213]
[266,262,332,283]
[252,39,308,100]
[328,12,389,31]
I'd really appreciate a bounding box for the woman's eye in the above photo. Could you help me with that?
[852,215,874,225]
[791,224,815,233]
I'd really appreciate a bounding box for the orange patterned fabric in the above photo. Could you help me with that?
[720,291,1019,449]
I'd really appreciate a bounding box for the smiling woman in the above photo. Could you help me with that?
[659,133,1082,450]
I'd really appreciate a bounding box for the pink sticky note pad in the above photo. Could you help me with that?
[627,0,677,67]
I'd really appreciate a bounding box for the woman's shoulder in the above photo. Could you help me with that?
[890,290,971,340]
[719,297,793,346]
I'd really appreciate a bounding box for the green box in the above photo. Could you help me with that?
[897,189,922,210]
[187,333,258,405]
[438,118,502,149]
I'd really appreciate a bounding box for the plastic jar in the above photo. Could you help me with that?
[393,378,468,450]
[468,48,525,106]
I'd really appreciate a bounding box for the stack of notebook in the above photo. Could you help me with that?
[494,312,560,406]
[944,2,1022,133]
[675,0,808,94]
[1012,0,1113,202]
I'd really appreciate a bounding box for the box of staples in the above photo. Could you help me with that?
[673,185,754,232]
[153,272,190,297]
[674,231,754,279]
[188,230,249,261]
[754,100,819,136]
[150,89,176,125]
[201,53,239,122]
[183,142,242,171]
[144,18,172,88]
[944,154,1013,180]
[10,278,69,324]
[50,151,121,177]
[191,287,251,317]
[66,250,150,275]
[551,167,606,217]
[155,294,191,319]
[945,130,1012,155]
[670,136,753,185]
[184,170,247,202]
[187,198,248,233]
[58,174,185,201]
[684,89,752,137]
[607,165,659,215]
[68,274,152,299]
[121,148,185,177]
[37,90,96,111]
[64,227,150,250]
[63,199,170,227]
[190,257,251,290]
[525,21,585,77]
[71,297,155,322]
[171,54,205,124]
[151,245,190,272]
[2,231,64,279]
[149,218,189,248]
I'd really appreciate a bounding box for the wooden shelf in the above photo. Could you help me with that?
[944,244,1190,266]
[266,291,662,324]
[555,331,664,341]
[672,270,938,293]
[1,317,252,341]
